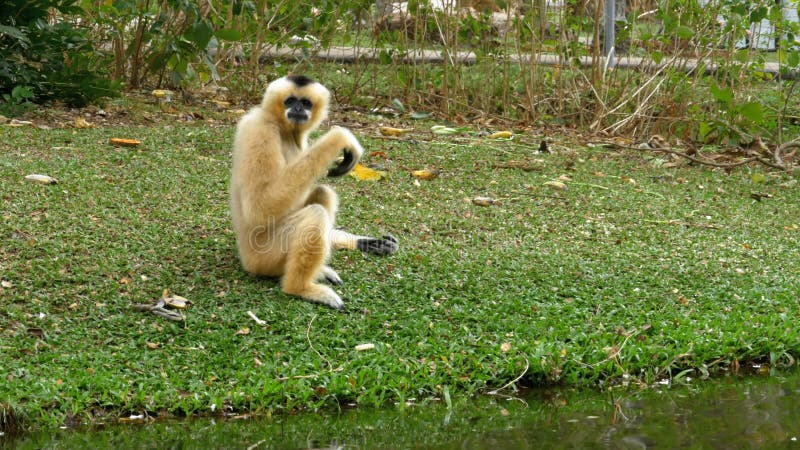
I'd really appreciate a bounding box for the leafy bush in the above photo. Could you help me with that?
[0,0,120,112]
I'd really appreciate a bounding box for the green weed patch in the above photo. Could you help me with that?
[1,110,799,431]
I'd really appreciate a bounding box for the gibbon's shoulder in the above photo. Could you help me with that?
[236,104,276,129]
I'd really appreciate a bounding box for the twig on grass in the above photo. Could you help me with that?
[306,314,330,368]
[616,143,794,171]
[247,310,266,325]
[581,327,643,370]
[488,354,530,395]
[246,439,266,450]
[275,314,343,382]
[775,137,800,167]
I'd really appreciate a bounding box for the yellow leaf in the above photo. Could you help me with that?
[235,327,250,336]
[379,126,413,136]
[487,131,513,139]
[349,164,387,181]
[500,342,512,353]
[411,169,439,180]
[151,89,174,100]
[74,117,95,129]
[109,138,141,147]
[543,180,567,190]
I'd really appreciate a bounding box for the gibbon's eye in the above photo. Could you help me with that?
[300,98,313,109]
[284,96,297,107]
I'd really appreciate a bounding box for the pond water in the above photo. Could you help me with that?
[4,371,800,449]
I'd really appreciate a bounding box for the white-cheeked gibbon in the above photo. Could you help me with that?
[230,75,398,310]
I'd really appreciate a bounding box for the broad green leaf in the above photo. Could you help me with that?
[214,28,242,42]
[787,50,800,68]
[650,50,664,64]
[185,21,214,50]
[378,49,393,64]
[698,122,714,141]
[676,26,693,40]
[0,25,30,44]
[709,83,733,105]
[739,102,763,123]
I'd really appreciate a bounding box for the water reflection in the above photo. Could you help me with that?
[5,372,800,449]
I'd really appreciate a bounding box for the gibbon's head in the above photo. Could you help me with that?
[263,75,330,133]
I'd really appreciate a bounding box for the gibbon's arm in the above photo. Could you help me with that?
[234,127,361,225]
[232,119,299,224]
[282,126,363,182]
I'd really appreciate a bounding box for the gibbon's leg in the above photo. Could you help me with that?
[280,204,344,310]
[304,185,343,285]
[304,182,399,256]
[304,185,338,219]
[237,224,287,278]
[330,229,399,256]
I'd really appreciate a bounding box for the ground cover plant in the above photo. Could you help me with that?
[1,96,799,433]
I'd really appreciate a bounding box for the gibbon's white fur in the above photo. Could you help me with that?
[230,75,398,310]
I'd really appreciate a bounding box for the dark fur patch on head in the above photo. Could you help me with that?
[287,74,315,87]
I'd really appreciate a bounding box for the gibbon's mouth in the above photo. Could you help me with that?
[287,111,309,123]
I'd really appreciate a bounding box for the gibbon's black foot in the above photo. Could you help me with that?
[325,274,343,285]
[327,149,356,177]
[357,234,399,256]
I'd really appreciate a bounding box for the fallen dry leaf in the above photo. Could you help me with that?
[369,151,389,159]
[74,117,96,129]
[235,327,251,336]
[162,294,189,309]
[543,180,567,190]
[500,342,512,353]
[411,169,439,180]
[151,89,174,100]
[355,343,376,351]
[109,138,141,147]
[487,130,513,139]
[8,119,34,127]
[472,196,496,206]
[379,126,413,136]
[24,174,58,185]
[27,328,44,339]
[349,164,388,181]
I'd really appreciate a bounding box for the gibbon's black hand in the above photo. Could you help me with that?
[356,234,399,256]
[327,149,356,177]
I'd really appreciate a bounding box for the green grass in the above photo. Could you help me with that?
[1,101,799,432]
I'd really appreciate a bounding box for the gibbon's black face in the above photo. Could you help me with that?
[284,96,313,124]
